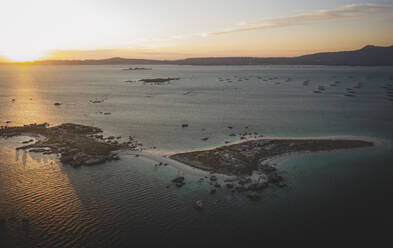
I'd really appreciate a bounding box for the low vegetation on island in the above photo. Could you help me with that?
[170,138,374,198]
[0,123,142,167]
[171,139,373,176]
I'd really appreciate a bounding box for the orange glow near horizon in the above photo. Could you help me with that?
[1,49,48,62]
[1,1,392,62]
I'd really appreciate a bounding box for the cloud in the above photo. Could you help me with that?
[206,3,393,36]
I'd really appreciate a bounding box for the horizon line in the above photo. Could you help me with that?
[1,44,392,64]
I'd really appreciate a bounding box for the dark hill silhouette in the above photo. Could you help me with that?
[290,45,393,66]
[3,45,393,66]
[177,45,393,66]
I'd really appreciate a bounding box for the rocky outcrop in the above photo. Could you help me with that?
[172,176,185,187]
[210,175,217,181]
[193,200,203,210]
[0,123,143,167]
[138,78,180,85]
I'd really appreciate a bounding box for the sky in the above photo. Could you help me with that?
[0,0,392,62]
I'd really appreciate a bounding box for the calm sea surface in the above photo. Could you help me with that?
[0,65,392,247]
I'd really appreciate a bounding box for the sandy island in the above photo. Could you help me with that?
[124,135,378,196]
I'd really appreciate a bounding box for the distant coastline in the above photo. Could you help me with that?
[1,45,393,66]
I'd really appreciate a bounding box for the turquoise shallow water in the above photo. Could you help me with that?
[0,65,392,246]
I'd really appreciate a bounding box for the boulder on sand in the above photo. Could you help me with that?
[238,177,250,185]
[210,175,217,181]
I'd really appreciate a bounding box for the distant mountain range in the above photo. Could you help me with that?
[5,45,393,66]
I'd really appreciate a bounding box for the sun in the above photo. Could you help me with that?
[1,48,48,62]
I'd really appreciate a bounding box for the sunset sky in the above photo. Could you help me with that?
[1,0,393,62]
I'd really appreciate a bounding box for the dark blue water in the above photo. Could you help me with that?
[0,65,392,247]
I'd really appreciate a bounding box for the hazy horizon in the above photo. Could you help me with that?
[1,0,393,62]
[1,44,392,63]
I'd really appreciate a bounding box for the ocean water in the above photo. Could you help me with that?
[0,65,392,247]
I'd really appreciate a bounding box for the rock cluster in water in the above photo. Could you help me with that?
[123,67,152,71]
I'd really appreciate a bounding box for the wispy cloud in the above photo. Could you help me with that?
[206,3,393,36]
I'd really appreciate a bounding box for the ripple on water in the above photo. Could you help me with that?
[1,66,393,246]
